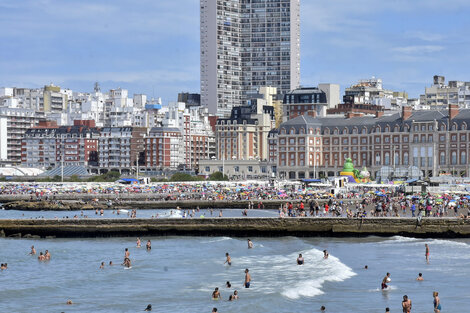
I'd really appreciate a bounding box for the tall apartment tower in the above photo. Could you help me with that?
[200,0,300,117]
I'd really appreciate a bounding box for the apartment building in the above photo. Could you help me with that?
[21,120,99,169]
[420,75,470,108]
[270,105,470,180]
[283,84,340,121]
[200,0,300,117]
[98,127,147,174]
[144,127,184,170]
[216,97,275,161]
[0,106,43,163]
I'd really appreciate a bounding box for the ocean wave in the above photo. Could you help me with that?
[236,247,356,299]
[201,237,233,244]
[385,236,469,248]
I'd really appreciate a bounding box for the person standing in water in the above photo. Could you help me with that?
[247,239,253,249]
[425,244,430,263]
[402,295,412,313]
[212,287,221,300]
[244,268,251,288]
[146,240,151,251]
[323,250,329,259]
[136,238,141,248]
[382,273,391,290]
[99,262,105,269]
[29,245,36,255]
[224,253,232,266]
[297,253,304,265]
[433,291,441,313]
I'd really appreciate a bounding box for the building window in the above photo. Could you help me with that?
[375,152,381,165]
[234,166,239,172]
[403,136,408,143]
[440,135,445,142]
[205,166,210,172]
[375,137,380,143]
[248,166,253,172]
[440,152,445,165]
[394,152,399,165]
[384,137,390,143]
[451,151,457,165]
[361,138,367,144]
[461,151,467,165]
[403,152,409,165]
[384,152,390,165]
[451,135,457,141]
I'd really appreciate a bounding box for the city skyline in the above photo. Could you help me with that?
[1,0,470,102]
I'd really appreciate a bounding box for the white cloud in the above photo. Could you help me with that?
[404,31,444,42]
[392,45,445,54]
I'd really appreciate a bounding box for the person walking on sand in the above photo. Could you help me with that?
[425,244,430,263]
[433,291,441,313]
[402,295,412,313]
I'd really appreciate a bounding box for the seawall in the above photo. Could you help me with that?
[1,217,470,238]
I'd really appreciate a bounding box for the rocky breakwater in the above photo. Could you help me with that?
[1,217,470,238]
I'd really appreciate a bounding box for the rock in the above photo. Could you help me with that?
[8,233,21,238]
[23,233,33,238]
[31,235,41,239]
[45,236,56,239]
[0,229,5,237]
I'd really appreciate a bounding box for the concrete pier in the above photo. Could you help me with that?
[1,217,470,238]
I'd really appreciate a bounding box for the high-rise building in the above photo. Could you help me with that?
[200,0,300,117]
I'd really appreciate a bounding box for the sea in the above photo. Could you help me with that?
[0,235,469,312]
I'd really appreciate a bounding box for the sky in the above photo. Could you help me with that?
[1,0,469,103]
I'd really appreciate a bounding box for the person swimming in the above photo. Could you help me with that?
[297,253,304,265]
[100,262,105,269]
[232,290,238,300]
[224,253,232,266]
[212,287,221,300]
[416,273,424,281]
[382,272,391,290]
[226,281,231,288]
[144,304,152,311]
[123,257,131,268]
[323,250,329,259]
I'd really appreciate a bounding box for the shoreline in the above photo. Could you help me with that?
[0,199,337,211]
[1,217,470,238]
